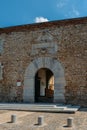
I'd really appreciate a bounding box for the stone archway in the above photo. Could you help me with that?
[23,57,66,103]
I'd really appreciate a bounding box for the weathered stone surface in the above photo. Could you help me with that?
[0,17,87,106]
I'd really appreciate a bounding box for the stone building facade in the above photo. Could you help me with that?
[0,17,87,106]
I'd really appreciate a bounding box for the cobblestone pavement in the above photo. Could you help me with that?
[0,108,87,130]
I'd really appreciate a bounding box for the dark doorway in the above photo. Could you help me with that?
[35,68,54,103]
[35,73,40,102]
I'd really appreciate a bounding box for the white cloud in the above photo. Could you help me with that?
[72,7,80,16]
[57,0,80,18]
[35,17,49,23]
[57,0,68,8]
[65,7,80,18]
[57,2,66,8]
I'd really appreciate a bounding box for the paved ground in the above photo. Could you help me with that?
[0,108,87,130]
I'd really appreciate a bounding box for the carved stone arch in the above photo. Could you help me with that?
[23,57,66,103]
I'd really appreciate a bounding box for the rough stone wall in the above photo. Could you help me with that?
[0,17,87,106]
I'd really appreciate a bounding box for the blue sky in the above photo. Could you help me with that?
[0,0,87,27]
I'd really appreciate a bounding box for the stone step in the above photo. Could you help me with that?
[0,103,80,113]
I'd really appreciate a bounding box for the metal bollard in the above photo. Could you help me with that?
[67,117,73,127]
[11,114,17,123]
[38,116,44,125]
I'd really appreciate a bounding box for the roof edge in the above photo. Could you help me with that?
[0,16,87,34]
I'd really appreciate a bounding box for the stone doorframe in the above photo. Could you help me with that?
[23,57,66,103]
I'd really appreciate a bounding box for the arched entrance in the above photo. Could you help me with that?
[35,68,54,102]
[23,57,66,103]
